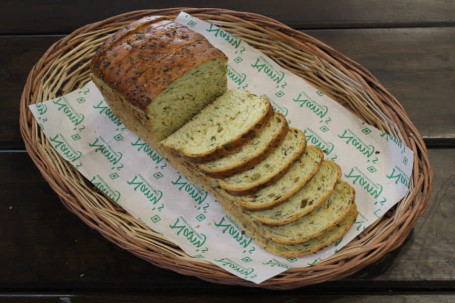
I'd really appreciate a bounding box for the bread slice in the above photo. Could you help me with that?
[161,90,273,162]
[256,181,355,244]
[198,112,289,178]
[250,160,341,225]
[91,17,228,142]
[218,128,306,196]
[252,204,358,257]
[237,146,324,210]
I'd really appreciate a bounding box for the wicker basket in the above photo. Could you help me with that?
[19,8,433,289]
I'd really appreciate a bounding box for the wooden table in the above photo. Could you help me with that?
[1,1,454,301]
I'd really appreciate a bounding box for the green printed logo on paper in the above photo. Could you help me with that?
[262,258,291,270]
[303,128,334,155]
[127,174,163,205]
[251,55,286,88]
[130,138,164,165]
[345,167,383,199]
[49,133,82,162]
[215,258,254,278]
[91,175,121,202]
[380,131,407,153]
[354,212,368,231]
[53,97,85,126]
[169,216,207,248]
[214,216,253,250]
[338,128,376,159]
[88,136,123,165]
[386,165,410,188]
[93,100,123,127]
[206,24,242,49]
[293,91,328,119]
[36,102,48,115]
[266,94,290,122]
[227,64,248,89]
[171,174,208,205]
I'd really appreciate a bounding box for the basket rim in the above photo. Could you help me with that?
[19,7,433,289]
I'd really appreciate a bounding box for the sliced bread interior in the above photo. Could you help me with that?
[256,181,355,244]
[161,89,273,162]
[218,128,306,196]
[237,145,324,210]
[198,112,289,178]
[249,160,341,226]
[252,204,358,258]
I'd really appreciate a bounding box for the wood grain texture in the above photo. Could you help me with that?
[306,27,455,143]
[0,149,453,290]
[2,28,454,148]
[0,294,454,303]
[1,0,454,34]
[0,36,60,149]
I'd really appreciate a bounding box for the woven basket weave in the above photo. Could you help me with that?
[19,8,433,289]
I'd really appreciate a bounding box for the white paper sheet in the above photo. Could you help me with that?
[29,12,413,284]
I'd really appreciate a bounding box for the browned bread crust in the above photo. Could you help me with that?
[90,16,227,111]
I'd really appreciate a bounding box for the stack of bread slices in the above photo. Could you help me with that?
[161,89,358,257]
[90,16,357,257]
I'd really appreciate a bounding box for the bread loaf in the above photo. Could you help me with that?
[91,16,228,142]
[91,17,357,258]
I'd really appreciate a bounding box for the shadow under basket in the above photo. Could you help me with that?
[19,8,433,289]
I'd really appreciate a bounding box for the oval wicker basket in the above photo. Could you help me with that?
[19,8,433,289]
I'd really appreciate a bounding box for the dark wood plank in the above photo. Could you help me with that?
[369,150,455,283]
[2,27,454,149]
[0,294,454,303]
[306,27,455,143]
[1,0,455,34]
[0,36,60,149]
[0,151,208,290]
[0,148,453,291]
